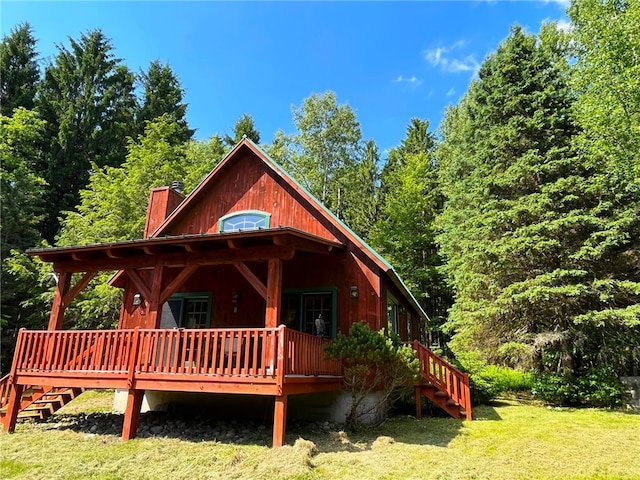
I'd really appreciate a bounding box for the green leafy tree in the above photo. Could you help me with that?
[223,113,260,147]
[37,29,137,242]
[52,115,226,329]
[288,91,364,219]
[372,119,450,343]
[0,108,46,256]
[136,60,194,144]
[1,108,48,369]
[0,23,40,116]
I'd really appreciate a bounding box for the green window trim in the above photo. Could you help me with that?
[165,291,213,329]
[218,210,271,233]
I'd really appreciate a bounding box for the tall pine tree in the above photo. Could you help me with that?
[136,60,194,144]
[0,23,40,116]
[436,25,639,392]
[38,30,137,242]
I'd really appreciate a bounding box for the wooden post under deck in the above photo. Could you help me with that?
[3,384,24,433]
[273,395,288,447]
[122,389,144,440]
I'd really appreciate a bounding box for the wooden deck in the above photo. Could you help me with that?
[2,327,472,447]
[7,326,342,396]
[2,326,342,446]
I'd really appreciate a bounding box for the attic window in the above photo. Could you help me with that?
[219,210,271,233]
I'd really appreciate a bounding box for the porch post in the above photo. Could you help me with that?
[48,271,71,330]
[148,261,164,329]
[272,394,288,447]
[265,258,282,328]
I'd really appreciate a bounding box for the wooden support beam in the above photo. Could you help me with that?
[62,271,97,307]
[125,269,152,303]
[159,265,199,305]
[121,389,144,440]
[3,384,25,433]
[234,262,267,300]
[148,262,164,328]
[273,235,334,255]
[272,394,288,447]
[48,272,71,330]
[54,245,296,273]
[265,258,282,328]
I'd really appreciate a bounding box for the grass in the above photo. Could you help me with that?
[1,391,639,480]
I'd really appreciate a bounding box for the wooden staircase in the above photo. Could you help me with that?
[0,374,84,422]
[412,341,472,420]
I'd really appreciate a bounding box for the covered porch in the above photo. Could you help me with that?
[2,228,345,446]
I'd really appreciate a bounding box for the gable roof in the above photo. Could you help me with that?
[150,138,430,323]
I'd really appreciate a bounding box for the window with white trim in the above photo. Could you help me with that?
[219,210,271,233]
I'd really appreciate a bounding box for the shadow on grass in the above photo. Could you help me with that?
[38,402,500,452]
[295,405,503,454]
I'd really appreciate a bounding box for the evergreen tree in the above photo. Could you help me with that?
[137,60,194,144]
[437,24,639,399]
[372,119,450,342]
[37,29,137,242]
[0,23,40,116]
[223,113,260,147]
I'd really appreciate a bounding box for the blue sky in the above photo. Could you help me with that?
[2,1,570,154]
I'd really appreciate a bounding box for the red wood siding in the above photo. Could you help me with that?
[119,250,382,335]
[165,152,339,241]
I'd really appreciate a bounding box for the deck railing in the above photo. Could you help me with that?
[413,340,472,418]
[10,326,341,385]
[283,328,342,376]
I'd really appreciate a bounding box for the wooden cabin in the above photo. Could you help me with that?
[1,139,471,446]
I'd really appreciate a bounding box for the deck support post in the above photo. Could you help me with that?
[415,386,422,419]
[3,384,25,433]
[273,394,288,447]
[265,258,282,328]
[122,389,144,441]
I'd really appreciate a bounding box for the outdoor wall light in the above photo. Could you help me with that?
[232,291,240,313]
[132,293,143,306]
[350,286,359,299]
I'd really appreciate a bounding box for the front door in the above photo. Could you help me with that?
[301,292,332,337]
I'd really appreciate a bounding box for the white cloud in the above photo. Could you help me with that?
[543,0,571,8]
[446,88,456,97]
[424,41,479,76]
[554,19,573,32]
[394,75,423,86]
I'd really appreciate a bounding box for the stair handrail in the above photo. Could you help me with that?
[412,340,472,420]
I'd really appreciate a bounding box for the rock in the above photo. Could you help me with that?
[150,425,164,435]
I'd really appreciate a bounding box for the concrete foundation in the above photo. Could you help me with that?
[113,389,387,424]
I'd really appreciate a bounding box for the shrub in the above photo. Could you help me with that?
[324,322,419,428]
[480,365,534,393]
[532,367,626,408]
[453,351,533,404]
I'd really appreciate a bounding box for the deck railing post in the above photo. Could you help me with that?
[464,373,472,420]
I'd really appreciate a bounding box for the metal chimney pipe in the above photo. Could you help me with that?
[171,181,184,194]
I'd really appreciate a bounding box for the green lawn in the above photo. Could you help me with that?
[1,390,639,480]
